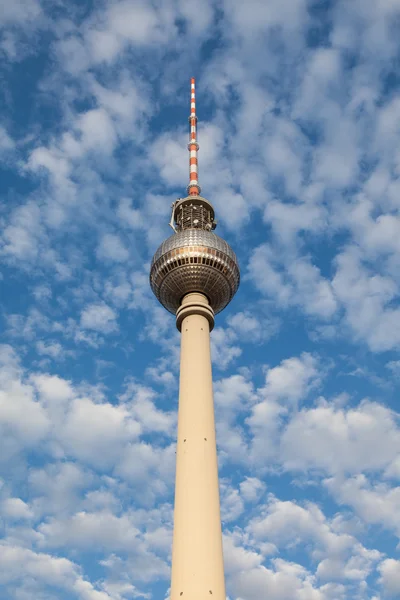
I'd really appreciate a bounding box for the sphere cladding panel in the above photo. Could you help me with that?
[150,230,240,314]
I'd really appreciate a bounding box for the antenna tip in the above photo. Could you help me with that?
[191,77,195,84]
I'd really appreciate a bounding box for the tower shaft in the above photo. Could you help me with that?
[170,293,226,600]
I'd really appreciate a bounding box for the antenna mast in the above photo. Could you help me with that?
[188,77,201,196]
[169,78,217,233]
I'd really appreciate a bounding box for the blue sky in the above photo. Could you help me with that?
[1,0,400,598]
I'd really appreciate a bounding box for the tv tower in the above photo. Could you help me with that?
[150,78,240,600]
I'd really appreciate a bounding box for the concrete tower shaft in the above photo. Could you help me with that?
[171,293,225,600]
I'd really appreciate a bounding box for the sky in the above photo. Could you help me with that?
[1,0,400,598]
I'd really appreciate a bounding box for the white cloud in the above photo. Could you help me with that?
[245,353,321,466]
[325,475,400,537]
[264,198,325,244]
[215,374,255,414]
[0,543,112,599]
[247,244,293,306]
[293,47,341,120]
[6,308,62,341]
[59,396,141,469]
[97,233,129,263]
[39,510,141,552]
[227,311,279,343]
[229,559,325,600]
[211,326,242,370]
[33,373,74,403]
[281,399,400,476]
[220,480,245,522]
[117,198,144,230]
[32,284,52,302]
[378,559,400,597]
[239,477,266,504]
[214,373,253,463]
[224,0,309,37]
[116,442,175,501]
[0,352,175,495]
[247,245,337,319]
[332,247,400,351]
[263,120,309,197]
[100,546,169,585]
[212,187,249,230]
[247,495,381,587]
[223,532,264,576]
[263,352,320,405]
[145,363,176,388]
[0,125,15,152]
[0,201,43,261]
[2,497,33,520]
[36,340,65,359]
[80,303,118,334]
[0,376,50,450]
[78,108,117,154]
[29,462,91,518]
[0,0,42,26]
[120,381,174,435]
[90,75,148,130]
[29,145,72,188]
[176,0,214,35]
[64,0,180,71]
[149,130,187,189]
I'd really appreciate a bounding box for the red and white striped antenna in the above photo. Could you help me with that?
[169,78,217,232]
[187,77,201,196]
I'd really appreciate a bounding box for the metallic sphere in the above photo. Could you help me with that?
[150,229,240,315]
